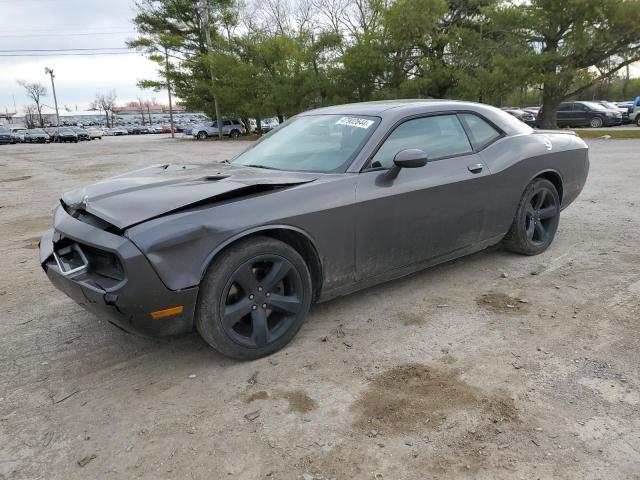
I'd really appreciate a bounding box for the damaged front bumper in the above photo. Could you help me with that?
[39,206,198,337]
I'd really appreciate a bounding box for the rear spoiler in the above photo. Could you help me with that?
[533,129,577,136]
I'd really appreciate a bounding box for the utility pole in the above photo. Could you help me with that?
[164,46,175,138]
[200,0,223,139]
[44,67,61,136]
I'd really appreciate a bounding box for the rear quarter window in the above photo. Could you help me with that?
[459,114,502,150]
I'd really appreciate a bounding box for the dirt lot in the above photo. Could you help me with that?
[1,135,639,480]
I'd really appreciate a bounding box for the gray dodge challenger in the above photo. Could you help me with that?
[39,100,589,359]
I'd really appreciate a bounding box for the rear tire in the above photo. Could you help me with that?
[196,237,312,360]
[230,129,240,138]
[502,178,560,255]
[636,116,640,127]
[589,116,603,128]
[197,131,207,140]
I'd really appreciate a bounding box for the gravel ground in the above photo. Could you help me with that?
[1,135,639,480]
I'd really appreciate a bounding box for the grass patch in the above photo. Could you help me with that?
[575,129,640,139]
[175,133,260,142]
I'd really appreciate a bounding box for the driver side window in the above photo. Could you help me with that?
[370,114,473,169]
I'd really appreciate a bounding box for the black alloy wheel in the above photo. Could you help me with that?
[196,236,312,359]
[221,255,303,348]
[503,178,560,255]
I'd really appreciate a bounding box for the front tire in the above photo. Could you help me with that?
[196,237,312,360]
[197,131,207,140]
[502,178,560,255]
[636,116,640,127]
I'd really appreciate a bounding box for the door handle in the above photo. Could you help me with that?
[467,163,484,174]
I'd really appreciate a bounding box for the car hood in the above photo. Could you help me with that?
[61,162,321,229]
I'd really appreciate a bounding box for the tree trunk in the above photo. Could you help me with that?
[539,85,560,129]
[36,104,44,127]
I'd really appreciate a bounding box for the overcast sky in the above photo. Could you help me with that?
[0,0,163,113]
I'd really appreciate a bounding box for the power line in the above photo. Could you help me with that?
[0,52,140,57]
[0,31,136,38]
[0,48,130,52]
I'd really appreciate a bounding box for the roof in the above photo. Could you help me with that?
[304,99,469,116]
[302,99,533,136]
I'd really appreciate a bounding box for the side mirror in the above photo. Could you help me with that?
[386,149,428,179]
[393,149,429,169]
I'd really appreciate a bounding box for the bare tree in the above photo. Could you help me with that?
[137,96,147,125]
[93,90,117,128]
[23,104,38,129]
[17,80,47,127]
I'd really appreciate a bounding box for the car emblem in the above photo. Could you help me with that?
[80,195,89,209]
[543,137,553,151]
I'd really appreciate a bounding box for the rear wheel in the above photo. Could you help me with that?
[502,178,560,255]
[589,116,603,128]
[197,131,207,140]
[230,129,241,138]
[636,116,640,127]
[196,237,312,360]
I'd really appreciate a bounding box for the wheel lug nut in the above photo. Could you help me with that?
[249,294,254,300]
[258,286,263,292]
[265,292,270,297]
[262,303,267,309]
[251,305,257,310]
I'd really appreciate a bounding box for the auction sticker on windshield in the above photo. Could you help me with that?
[336,117,375,129]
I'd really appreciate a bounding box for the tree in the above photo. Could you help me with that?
[92,90,117,127]
[23,104,38,129]
[128,0,235,119]
[500,0,640,128]
[17,81,47,127]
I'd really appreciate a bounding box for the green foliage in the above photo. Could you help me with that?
[129,0,640,128]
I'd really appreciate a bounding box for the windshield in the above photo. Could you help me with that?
[583,102,609,111]
[231,114,379,173]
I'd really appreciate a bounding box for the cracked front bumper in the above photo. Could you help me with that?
[40,206,198,337]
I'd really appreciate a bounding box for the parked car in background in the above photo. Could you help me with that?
[111,127,128,136]
[11,128,27,143]
[628,96,640,126]
[260,117,280,132]
[72,127,90,141]
[538,101,622,128]
[24,128,51,143]
[87,127,103,140]
[161,125,175,134]
[503,108,537,127]
[0,127,14,144]
[597,100,630,123]
[53,128,78,143]
[193,119,246,139]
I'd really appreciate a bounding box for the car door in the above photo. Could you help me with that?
[556,103,573,127]
[572,103,591,126]
[354,113,492,280]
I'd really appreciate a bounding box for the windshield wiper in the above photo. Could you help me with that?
[243,164,281,171]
